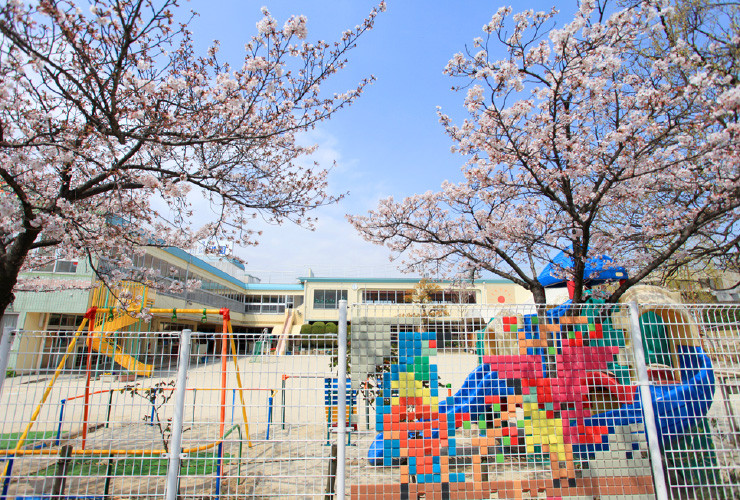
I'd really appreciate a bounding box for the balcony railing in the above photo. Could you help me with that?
[98,261,248,313]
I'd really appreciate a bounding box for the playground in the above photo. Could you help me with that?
[0,314,353,498]
[0,291,738,499]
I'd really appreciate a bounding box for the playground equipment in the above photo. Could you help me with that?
[268,375,359,445]
[537,249,628,292]
[366,292,715,496]
[275,310,295,355]
[0,307,255,500]
[87,333,153,376]
[88,282,155,376]
[252,328,271,357]
[324,378,358,445]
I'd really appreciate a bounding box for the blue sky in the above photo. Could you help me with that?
[184,1,566,282]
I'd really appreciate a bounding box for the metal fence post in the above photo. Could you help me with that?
[627,301,669,500]
[0,328,15,399]
[336,300,348,500]
[165,329,192,500]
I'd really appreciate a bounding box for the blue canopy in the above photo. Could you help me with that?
[537,250,627,288]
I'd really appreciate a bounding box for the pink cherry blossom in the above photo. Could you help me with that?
[349,0,740,304]
[0,0,384,316]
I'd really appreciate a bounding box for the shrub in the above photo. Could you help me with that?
[300,323,312,334]
[325,322,338,334]
[311,322,326,335]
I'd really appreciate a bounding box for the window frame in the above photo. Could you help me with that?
[313,289,348,309]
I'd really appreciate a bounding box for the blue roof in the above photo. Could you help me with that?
[163,247,246,290]
[537,250,627,288]
[226,258,245,271]
[243,283,304,291]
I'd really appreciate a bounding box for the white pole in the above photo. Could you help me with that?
[0,327,15,399]
[165,329,192,500]
[628,302,669,500]
[336,300,348,500]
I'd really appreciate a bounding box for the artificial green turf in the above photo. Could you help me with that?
[32,453,229,477]
[0,431,57,450]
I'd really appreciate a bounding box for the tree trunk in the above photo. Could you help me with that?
[531,285,547,305]
[0,227,42,320]
[0,270,19,321]
[0,277,16,318]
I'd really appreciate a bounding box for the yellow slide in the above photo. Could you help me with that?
[89,281,155,376]
[90,332,153,377]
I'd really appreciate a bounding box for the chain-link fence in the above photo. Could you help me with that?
[347,301,740,500]
[644,304,740,500]
[0,324,344,499]
[0,300,739,499]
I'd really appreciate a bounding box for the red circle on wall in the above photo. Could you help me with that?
[497,295,506,303]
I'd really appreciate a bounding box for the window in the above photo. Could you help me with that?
[159,322,193,331]
[244,294,301,314]
[361,289,476,304]
[428,290,476,304]
[313,289,348,309]
[54,259,78,273]
[361,289,412,304]
[1,313,18,332]
[47,314,86,330]
[32,249,77,273]
[35,261,55,272]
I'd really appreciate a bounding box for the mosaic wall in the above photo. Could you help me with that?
[351,308,659,500]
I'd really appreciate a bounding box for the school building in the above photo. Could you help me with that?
[1,245,531,373]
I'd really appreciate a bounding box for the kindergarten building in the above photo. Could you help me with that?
[2,245,531,373]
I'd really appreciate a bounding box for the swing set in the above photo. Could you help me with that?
[0,306,255,498]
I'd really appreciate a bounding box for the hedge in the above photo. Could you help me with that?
[311,322,326,335]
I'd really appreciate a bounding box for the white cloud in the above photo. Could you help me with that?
[148,127,406,282]
[240,208,404,282]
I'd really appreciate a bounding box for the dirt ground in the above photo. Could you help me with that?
[2,352,739,499]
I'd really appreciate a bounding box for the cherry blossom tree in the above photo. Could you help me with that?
[636,0,740,282]
[349,0,740,304]
[0,0,384,317]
